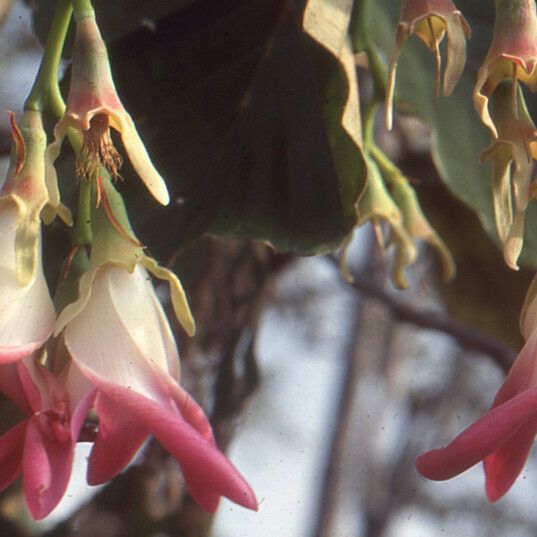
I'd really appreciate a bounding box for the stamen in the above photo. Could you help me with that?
[77,114,123,182]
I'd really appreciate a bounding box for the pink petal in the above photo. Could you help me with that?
[417,387,537,480]
[0,342,42,365]
[88,378,257,511]
[17,361,43,414]
[70,387,97,440]
[484,413,537,501]
[184,476,221,513]
[167,380,214,444]
[0,421,26,491]
[23,418,74,520]
[0,362,38,414]
[87,392,149,485]
[491,330,537,407]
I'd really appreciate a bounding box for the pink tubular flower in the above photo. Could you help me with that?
[417,277,537,501]
[57,264,257,513]
[46,11,169,205]
[0,359,95,519]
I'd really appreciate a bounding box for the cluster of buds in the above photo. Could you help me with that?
[0,3,256,520]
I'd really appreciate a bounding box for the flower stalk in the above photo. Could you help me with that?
[24,0,72,116]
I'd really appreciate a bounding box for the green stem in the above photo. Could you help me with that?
[72,0,95,20]
[363,100,379,146]
[368,143,407,188]
[24,0,72,113]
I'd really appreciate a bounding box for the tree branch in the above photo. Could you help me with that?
[328,256,516,373]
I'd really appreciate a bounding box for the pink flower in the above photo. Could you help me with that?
[0,359,95,519]
[58,263,257,513]
[417,284,537,500]
[46,13,169,205]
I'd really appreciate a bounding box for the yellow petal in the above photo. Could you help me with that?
[142,256,195,337]
[114,113,170,206]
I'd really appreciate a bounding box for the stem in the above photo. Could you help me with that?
[24,0,72,114]
[368,143,407,188]
[72,0,95,20]
[367,144,408,192]
[363,100,379,146]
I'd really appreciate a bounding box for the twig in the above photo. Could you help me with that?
[328,256,516,373]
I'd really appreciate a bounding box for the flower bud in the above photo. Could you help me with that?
[481,81,537,269]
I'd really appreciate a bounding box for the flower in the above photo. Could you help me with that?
[385,0,470,129]
[481,81,537,269]
[474,0,537,136]
[342,152,454,289]
[46,12,169,205]
[0,359,95,519]
[0,112,56,361]
[57,263,257,512]
[416,275,537,501]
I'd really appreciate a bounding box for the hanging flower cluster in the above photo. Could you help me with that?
[386,0,537,503]
[0,0,256,520]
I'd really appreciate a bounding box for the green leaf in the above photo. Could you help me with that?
[99,0,365,256]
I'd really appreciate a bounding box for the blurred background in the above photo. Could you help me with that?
[0,1,536,536]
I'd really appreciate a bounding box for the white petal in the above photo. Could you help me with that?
[65,264,180,402]
[0,205,55,349]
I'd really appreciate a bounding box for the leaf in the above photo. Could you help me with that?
[97,0,365,257]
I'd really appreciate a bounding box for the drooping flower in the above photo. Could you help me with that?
[46,10,169,205]
[474,0,537,136]
[341,152,454,288]
[56,262,256,513]
[385,0,470,129]
[416,274,537,501]
[0,359,95,519]
[52,177,256,512]
[0,112,56,362]
[480,81,537,269]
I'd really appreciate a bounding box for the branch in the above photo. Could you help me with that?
[328,256,516,373]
